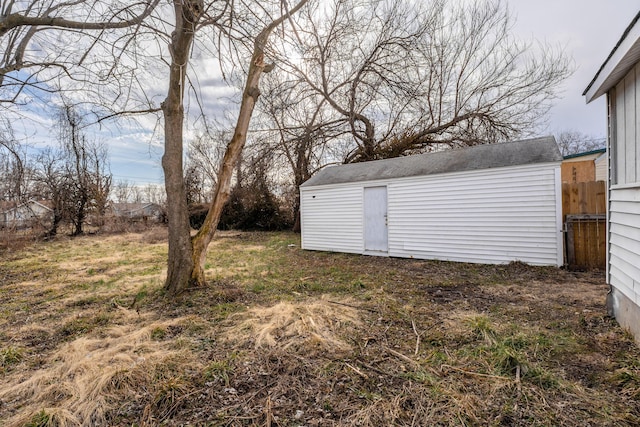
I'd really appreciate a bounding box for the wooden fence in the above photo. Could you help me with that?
[562,181,606,270]
[562,181,606,218]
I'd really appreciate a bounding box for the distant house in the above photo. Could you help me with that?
[109,203,165,223]
[0,200,53,229]
[584,12,640,342]
[300,137,564,267]
[561,148,607,183]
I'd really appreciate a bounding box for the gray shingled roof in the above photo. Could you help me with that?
[301,136,561,187]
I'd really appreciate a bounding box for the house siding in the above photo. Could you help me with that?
[300,163,563,266]
[607,64,640,340]
[612,63,640,185]
[584,11,640,343]
[608,187,640,306]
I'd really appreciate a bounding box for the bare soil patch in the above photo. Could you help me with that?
[0,229,638,426]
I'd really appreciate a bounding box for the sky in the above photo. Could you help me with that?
[8,1,640,186]
[509,0,640,138]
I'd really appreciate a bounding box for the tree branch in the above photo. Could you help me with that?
[0,0,161,37]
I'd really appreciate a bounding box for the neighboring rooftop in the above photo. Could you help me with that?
[563,148,606,161]
[302,136,562,187]
[0,199,53,213]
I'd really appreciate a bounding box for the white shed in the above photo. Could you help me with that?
[300,137,564,266]
[584,11,640,342]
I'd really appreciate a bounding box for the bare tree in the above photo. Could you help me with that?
[169,0,311,294]
[556,130,606,157]
[0,118,28,202]
[56,105,112,235]
[254,72,347,230]
[113,180,132,203]
[184,163,206,205]
[2,0,309,295]
[143,184,165,205]
[58,105,89,235]
[183,130,228,205]
[33,148,69,237]
[275,0,571,163]
[91,147,112,227]
[130,185,144,204]
[1,1,158,234]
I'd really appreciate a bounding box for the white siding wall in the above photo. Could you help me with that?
[300,163,562,266]
[300,185,364,254]
[613,63,640,185]
[609,188,640,305]
[387,164,562,266]
[608,64,640,311]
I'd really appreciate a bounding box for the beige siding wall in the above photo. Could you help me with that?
[595,154,608,182]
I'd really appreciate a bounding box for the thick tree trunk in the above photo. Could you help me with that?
[72,200,85,236]
[291,136,311,233]
[47,211,62,238]
[162,0,202,297]
[292,196,301,232]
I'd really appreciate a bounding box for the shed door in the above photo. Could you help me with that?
[364,186,388,253]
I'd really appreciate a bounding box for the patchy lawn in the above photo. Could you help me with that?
[0,228,638,426]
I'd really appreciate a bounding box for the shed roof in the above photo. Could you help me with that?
[301,136,561,187]
[584,11,640,102]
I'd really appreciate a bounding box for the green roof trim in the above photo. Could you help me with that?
[563,148,606,160]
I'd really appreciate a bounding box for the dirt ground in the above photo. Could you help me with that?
[0,229,638,426]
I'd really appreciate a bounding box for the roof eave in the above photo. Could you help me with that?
[30,200,54,212]
[562,148,606,160]
[584,11,640,103]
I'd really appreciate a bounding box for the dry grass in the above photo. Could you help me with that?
[222,297,361,353]
[0,312,198,427]
[1,228,639,426]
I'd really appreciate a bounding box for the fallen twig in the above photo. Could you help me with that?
[441,364,511,381]
[345,362,369,379]
[327,299,378,313]
[264,395,273,427]
[357,360,393,377]
[382,346,441,377]
[383,345,420,367]
[411,319,421,356]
